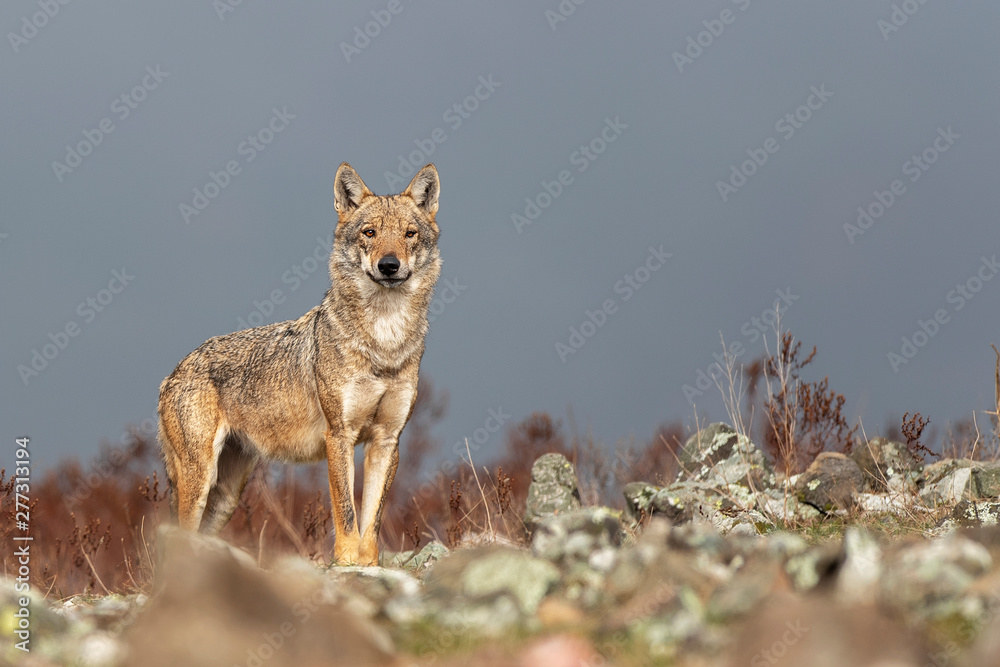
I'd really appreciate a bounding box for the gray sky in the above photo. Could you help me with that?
[3,1,999,472]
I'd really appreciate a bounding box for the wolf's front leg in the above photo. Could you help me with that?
[358,437,400,566]
[326,428,361,563]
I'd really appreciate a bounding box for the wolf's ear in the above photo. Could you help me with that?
[404,164,439,215]
[334,163,372,216]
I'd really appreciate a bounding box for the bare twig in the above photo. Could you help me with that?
[80,539,111,595]
[463,438,494,539]
[257,481,309,558]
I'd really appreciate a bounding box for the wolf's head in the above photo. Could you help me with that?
[331,163,441,292]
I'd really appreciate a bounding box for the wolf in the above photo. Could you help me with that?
[157,162,441,566]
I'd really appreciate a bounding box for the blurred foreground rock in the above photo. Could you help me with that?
[123,527,399,667]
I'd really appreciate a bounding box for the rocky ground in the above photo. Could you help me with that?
[7,423,1000,666]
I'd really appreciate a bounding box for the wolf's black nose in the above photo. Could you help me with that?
[378,255,400,276]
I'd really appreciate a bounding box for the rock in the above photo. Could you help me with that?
[836,527,882,605]
[724,595,926,667]
[678,422,775,491]
[850,437,922,492]
[381,549,414,568]
[919,458,977,506]
[795,452,864,512]
[950,500,1000,528]
[1,579,68,662]
[329,565,425,624]
[758,488,823,523]
[756,531,810,560]
[531,507,622,567]
[667,520,729,559]
[785,542,843,592]
[516,634,602,667]
[462,550,560,616]
[972,462,1000,498]
[879,535,992,622]
[706,557,785,622]
[536,597,588,628]
[854,492,914,515]
[78,632,128,666]
[424,546,560,632]
[405,540,448,573]
[959,605,1000,666]
[125,527,399,667]
[624,478,768,533]
[623,481,659,521]
[523,453,581,531]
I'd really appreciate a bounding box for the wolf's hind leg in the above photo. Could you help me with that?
[159,403,221,532]
[200,437,258,535]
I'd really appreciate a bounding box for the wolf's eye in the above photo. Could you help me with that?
[405,230,417,238]
[363,229,375,238]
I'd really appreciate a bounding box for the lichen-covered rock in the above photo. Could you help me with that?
[523,453,581,531]
[758,488,823,523]
[972,462,1000,499]
[706,558,784,622]
[531,506,622,568]
[652,483,722,524]
[328,565,427,626]
[949,500,1000,528]
[622,481,658,521]
[878,534,992,622]
[850,437,922,492]
[784,542,842,592]
[678,422,775,491]
[795,452,864,512]
[405,540,448,573]
[919,458,977,506]
[424,546,560,633]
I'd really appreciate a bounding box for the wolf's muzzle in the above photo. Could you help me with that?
[377,255,401,276]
